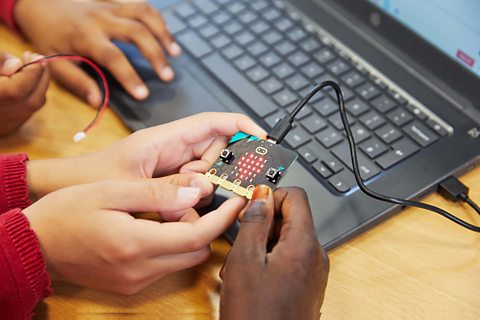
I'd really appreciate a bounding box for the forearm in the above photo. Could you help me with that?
[27,156,93,200]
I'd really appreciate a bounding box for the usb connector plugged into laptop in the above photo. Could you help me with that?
[438,176,480,215]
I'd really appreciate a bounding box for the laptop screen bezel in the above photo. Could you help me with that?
[324,0,480,105]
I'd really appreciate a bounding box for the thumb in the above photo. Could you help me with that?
[231,185,275,259]
[0,53,22,76]
[99,179,202,213]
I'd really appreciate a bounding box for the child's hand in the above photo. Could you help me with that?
[24,173,246,294]
[27,112,266,200]
[220,186,330,320]
[14,0,181,107]
[0,52,50,136]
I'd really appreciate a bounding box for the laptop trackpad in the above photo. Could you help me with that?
[117,67,229,127]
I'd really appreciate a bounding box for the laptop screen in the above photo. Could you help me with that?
[369,0,480,79]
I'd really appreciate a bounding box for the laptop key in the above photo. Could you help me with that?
[301,114,328,134]
[387,108,413,126]
[328,112,355,130]
[286,105,313,120]
[331,142,380,180]
[341,70,365,87]
[273,89,298,107]
[360,111,387,130]
[356,82,381,100]
[287,27,307,42]
[259,77,283,95]
[288,51,310,67]
[313,97,338,117]
[228,2,246,14]
[359,137,388,159]
[262,8,282,21]
[264,110,288,129]
[314,48,335,64]
[286,74,310,91]
[346,98,369,116]
[344,124,371,143]
[371,94,397,113]
[426,119,448,136]
[313,161,333,178]
[275,40,296,56]
[285,126,311,148]
[177,31,212,58]
[328,170,356,193]
[298,145,318,163]
[163,12,187,35]
[238,11,258,24]
[272,62,295,79]
[235,31,255,46]
[274,17,294,32]
[327,86,355,101]
[199,23,219,38]
[247,41,268,57]
[301,62,325,79]
[195,0,219,15]
[250,21,270,34]
[246,66,269,83]
[376,137,420,169]
[300,37,322,53]
[202,53,277,117]
[406,104,428,120]
[262,30,283,45]
[322,155,344,173]
[175,3,197,19]
[210,33,231,49]
[224,21,242,35]
[260,52,281,68]
[251,0,269,11]
[327,59,350,76]
[212,11,231,25]
[189,15,208,28]
[234,55,256,71]
[403,121,438,147]
[316,127,343,148]
[376,124,403,144]
[388,89,408,105]
[222,44,244,60]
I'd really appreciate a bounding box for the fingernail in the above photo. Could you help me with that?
[2,57,22,74]
[170,42,182,56]
[252,185,271,201]
[160,66,174,81]
[134,85,149,99]
[190,176,207,189]
[178,186,200,200]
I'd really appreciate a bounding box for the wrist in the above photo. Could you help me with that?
[27,157,83,200]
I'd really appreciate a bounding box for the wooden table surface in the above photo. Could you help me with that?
[1,26,479,320]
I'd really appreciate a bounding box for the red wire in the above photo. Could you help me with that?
[16,54,110,135]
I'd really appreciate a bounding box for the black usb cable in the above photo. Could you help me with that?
[269,81,480,232]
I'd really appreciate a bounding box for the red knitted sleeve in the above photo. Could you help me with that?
[0,209,52,319]
[0,0,18,30]
[0,154,31,214]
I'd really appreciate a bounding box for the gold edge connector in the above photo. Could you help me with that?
[205,172,254,200]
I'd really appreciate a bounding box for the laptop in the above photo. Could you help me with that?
[107,0,480,250]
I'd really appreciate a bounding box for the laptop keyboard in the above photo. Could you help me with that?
[163,0,449,193]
